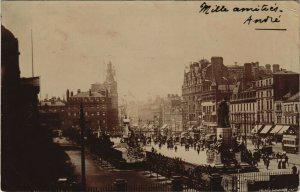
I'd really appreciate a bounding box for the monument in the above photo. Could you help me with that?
[216,97,232,149]
[206,99,257,172]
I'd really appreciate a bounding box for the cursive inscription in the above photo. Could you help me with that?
[243,15,281,25]
[199,2,284,26]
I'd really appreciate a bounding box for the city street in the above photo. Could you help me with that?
[144,140,300,173]
[65,150,158,188]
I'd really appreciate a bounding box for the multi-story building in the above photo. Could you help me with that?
[282,92,299,127]
[65,87,111,133]
[64,62,119,133]
[182,57,235,134]
[230,82,256,136]
[161,94,183,133]
[89,62,119,130]
[39,97,67,130]
[255,70,299,134]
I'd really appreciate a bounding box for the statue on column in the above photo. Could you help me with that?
[217,97,230,128]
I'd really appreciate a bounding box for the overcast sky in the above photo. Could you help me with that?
[2,1,299,101]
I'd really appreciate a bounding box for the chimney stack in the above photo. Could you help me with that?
[71,91,73,97]
[265,64,271,70]
[272,64,280,73]
[66,89,70,101]
[77,89,81,94]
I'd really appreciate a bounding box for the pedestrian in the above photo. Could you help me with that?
[265,158,270,170]
[282,158,286,169]
[292,164,298,174]
[278,159,282,169]
[197,147,200,155]
[285,155,289,167]
[276,152,281,162]
[174,145,177,152]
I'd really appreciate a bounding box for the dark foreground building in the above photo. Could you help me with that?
[1,25,73,190]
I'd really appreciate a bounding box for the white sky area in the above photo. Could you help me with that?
[2,1,299,101]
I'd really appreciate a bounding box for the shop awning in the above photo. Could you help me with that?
[277,125,290,134]
[251,125,263,133]
[270,125,283,134]
[259,125,273,134]
[161,124,168,129]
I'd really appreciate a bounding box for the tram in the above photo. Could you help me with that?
[282,127,299,154]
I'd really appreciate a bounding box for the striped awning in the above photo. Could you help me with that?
[270,125,283,134]
[259,125,273,134]
[251,125,263,133]
[277,125,290,134]
[161,124,168,129]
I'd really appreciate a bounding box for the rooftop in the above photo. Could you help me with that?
[72,91,106,98]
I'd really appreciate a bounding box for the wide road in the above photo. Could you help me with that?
[144,140,300,173]
[55,137,159,188]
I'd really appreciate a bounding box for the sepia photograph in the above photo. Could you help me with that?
[1,0,300,191]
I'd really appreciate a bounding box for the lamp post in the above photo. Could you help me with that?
[79,102,86,190]
[244,113,247,149]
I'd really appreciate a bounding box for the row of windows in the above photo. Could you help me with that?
[67,105,106,109]
[231,103,255,112]
[68,112,106,117]
[257,99,273,110]
[256,78,273,87]
[283,116,299,125]
[203,105,216,113]
[257,90,273,98]
[284,104,299,112]
[257,112,273,123]
[69,97,106,102]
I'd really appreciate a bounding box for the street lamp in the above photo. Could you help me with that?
[79,102,86,190]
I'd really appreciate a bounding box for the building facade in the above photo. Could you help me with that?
[65,88,111,133]
[182,57,235,134]
[161,94,183,133]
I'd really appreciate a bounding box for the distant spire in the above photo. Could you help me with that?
[106,61,115,82]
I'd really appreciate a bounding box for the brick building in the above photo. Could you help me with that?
[182,57,235,134]
[39,97,67,130]
[255,71,299,132]
[64,62,119,133]
[65,88,111,133]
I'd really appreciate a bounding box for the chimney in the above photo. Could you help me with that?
[265,64,271,70]
[244,63,253,81]
[66,89,70,101]
[70,91,73,97]
[272,64,280,73]
[89,89,92,96]
[77,89,81,94]
[211,56,223,78]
